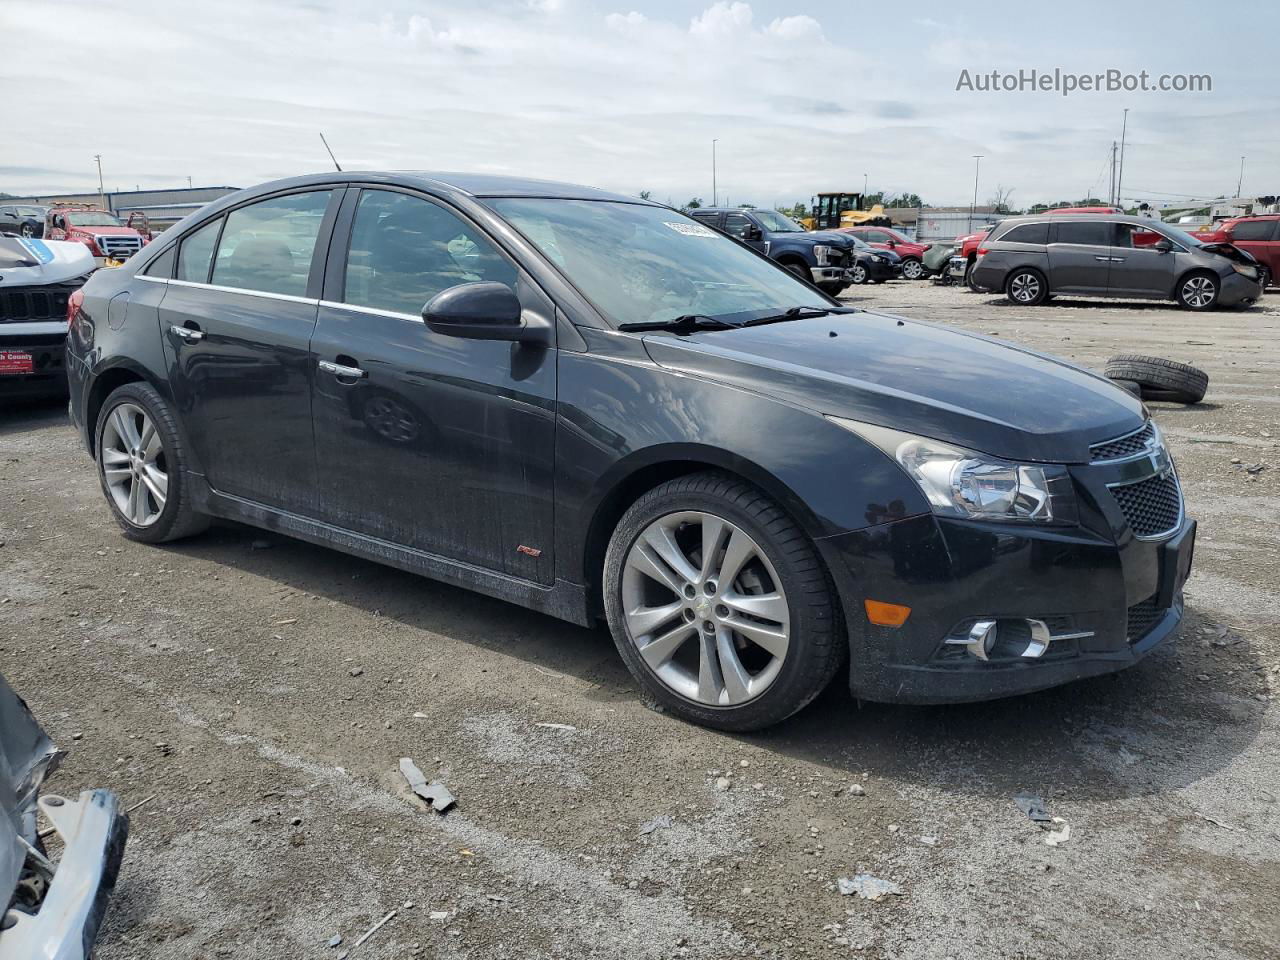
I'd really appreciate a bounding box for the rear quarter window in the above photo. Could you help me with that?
[1231,220,1277,241]
[998,223,1049,245]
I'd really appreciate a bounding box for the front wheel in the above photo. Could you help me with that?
[1005,267,1048,305]
[95,382,210,543]
[1176,271,1219,310]
[1258,265,1271,291]
[20,223,37,238]
[901,258,924,280]
[850,262,868,284]
[603,472,843,731]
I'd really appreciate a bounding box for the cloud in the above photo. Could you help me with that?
[689,2,753,36]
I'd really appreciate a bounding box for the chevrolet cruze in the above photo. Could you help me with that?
[64,173,1196,730]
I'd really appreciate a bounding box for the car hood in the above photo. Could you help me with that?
[641,311,1144,463]
[0,237,95,286]
[1198,241,1257,265]
[798,230,858,248]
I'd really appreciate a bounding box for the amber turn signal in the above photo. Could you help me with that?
[864,599,911,627]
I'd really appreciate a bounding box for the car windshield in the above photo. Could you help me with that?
[843,234,872,250]
[68,212,123,227]
[751,209,806,233]
[15,206,43,217]
[489,199,826,327]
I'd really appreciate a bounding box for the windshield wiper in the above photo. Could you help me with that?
[742,305,859,327]
[618,314,740,334]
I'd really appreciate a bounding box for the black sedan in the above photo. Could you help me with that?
[64,172,1195,730]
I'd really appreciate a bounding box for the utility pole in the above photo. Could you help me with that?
[970,155,983,232]
[187,176,193,188]
[93,154,105,210]
[1116,108,1129,209]
[712,139,718,207]
[1237,156,1246,198]
[1109,141,1117,206]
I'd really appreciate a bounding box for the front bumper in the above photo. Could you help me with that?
[817,511,1196,704]
[0,791,129,960]
[0,325,69,397]
[1218,271,1264,307]
[810,266,848,285]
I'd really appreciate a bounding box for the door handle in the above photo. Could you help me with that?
[318,359,367,379]
[170,324,205,342]
[1110,257,1126,263]
[1094,256,1111,262]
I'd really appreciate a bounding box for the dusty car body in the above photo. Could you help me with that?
[0,674,128,960]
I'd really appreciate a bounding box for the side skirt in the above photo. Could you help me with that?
[192,478,591,627]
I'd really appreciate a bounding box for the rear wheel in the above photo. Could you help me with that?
[1176,271,1219,310]
[1005,267,1048,305]
[603,472,842,731]
[901,258,924,280]
[95,382,210,543]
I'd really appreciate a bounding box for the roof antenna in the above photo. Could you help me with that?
[319,132,342,172]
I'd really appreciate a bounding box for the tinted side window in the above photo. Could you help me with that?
[211,191,331,297]
[691,212,719,227]
[343,190,517,316]
[1232,220,1276,241]
[723,214,752,238]
[863,230,890,243]
[143,245,176,278]
[177,218,221,283]
[1000,223,1049,245]
[1053,221,1112,246]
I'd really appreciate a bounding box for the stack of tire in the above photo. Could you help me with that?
[1105,355,1208,404]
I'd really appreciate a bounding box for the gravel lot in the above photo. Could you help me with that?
[2,281,1277,960]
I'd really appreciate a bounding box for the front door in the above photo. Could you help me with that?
[1046,219,1114,293]
[1107,223,1176,298]
[309,187,557,583]
[158,188,337,514]
[723,212,766,253]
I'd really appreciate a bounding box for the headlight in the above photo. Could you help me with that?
[813,244,830,266]
[1232,262,1258,278]
[828,417,1077,523]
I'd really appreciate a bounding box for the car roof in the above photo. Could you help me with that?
[211,171,653,205]
[995,213,1162,225]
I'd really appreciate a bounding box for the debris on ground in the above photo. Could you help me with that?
[713,776,732,791]
[638,814,673,836]
[430,911,449,921]
[846,783,866,797]
[327,934,343,947]
[399,758,457,813]
[348,667,364,677]
[352,910,396,948]
[838,874,903,901]
[1044,821,1072,846]
[918,835,939,847]
[534,722,576,731]
[1014,793,1054,825]
[1198,812,1239,831]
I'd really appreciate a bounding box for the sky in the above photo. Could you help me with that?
[3,0,1278,209]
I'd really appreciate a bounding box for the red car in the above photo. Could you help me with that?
[954,206,1127,288]
[44,205,148,267]
[839,226,931,280]
[1196,215,1278,289]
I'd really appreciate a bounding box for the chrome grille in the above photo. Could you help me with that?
[1126,594,1164,643]
[1090,422,1155,462]
[97,235,142,258]
[1110,471,1183,539]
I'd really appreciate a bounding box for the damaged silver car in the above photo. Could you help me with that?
[1,674,128,959]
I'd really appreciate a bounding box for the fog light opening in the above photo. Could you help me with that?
[943,618,998,660]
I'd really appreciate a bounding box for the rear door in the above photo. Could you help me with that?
[158,188,339,514]
[309,186,557,583]
[1107,222,1175,298]
[1046,220,1113,293]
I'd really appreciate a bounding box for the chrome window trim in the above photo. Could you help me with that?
[317,299,423,323]
[137,275,168,285]
[166,278,319,306]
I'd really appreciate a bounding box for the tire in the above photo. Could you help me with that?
[20,223,36,238]
[602,471,843,732]
[784,262,809,282]
[1005,267,1048,305]
[964,259,979,290]
[850,262,868,284]
[95,382,210,543]
[1109,378,1143,398]
[901,258,924,280]
[1175,270,1219,311]
[1103,355,1208,404]
[818,281,845,296]
[1258,265,1271,291]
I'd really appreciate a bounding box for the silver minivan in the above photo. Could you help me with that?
[970,214,1263,310]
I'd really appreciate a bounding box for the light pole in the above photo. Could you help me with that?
[970,155,983,231]
[1116,108,1129,209]
[863,172,868,198]
[711,139,718,207]
[1237,156,1246,198]
[93,154,105,210]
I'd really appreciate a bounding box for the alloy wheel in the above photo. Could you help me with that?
[20,224,35,238]
[620,511,790,706]
[852,264,867,284]
[1010,272,1040,302]
[902,259,923,280]
[1181,275,1216,308]
[101,403,167,526]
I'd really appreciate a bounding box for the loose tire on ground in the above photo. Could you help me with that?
[1103,355,1208,404]
[1108,378,1143,398]
[602,470,843,731]
[95,382,210,543]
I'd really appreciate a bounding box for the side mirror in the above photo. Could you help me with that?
[741,224,762,241]
[887,239,897,247]
[423,282,551,345]
[1153,238,1173,253]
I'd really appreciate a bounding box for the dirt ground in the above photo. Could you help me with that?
[2,281,1277,960]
